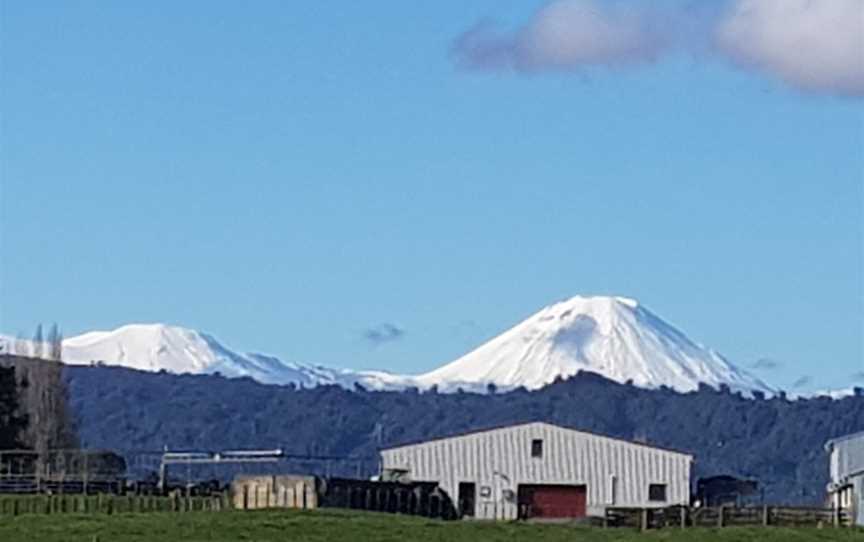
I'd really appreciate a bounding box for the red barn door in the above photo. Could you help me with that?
[519,484,587,519]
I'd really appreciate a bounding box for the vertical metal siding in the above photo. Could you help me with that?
[381,422,692,520]
[855,475,864,526]
[830,433,864,482]
[828,433,864,527]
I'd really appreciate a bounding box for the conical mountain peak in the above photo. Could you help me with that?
[15,296,773,395]
[415,295,772,394]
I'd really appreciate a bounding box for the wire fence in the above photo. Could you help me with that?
[605,505,853,530]
[0,493,230,516]
[0,448,378,496]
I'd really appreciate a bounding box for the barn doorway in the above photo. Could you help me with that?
[518,484,587,519]
[457,482,476,517]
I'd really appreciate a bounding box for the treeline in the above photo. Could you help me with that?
[65,366,864,505]
[2,323,63,361]
[0,323,79,460]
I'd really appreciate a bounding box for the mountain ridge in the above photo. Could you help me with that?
[0,295,773,394]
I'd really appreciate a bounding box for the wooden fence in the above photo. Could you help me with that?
[0,475,125,495]
[605,505,852,530]
[0,493,231,516]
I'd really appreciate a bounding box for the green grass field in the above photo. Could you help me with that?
[0,509,861,542]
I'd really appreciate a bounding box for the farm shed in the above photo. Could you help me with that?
[826,431,864,526]
[695,475,759,507]
[379,422,693,520]
[232,474,318,510]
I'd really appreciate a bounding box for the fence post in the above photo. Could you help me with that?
[83,452,89,496]
[680,506,687,529]
[762,505,769,526]
[641,508,649,532]
[717,506,725,528]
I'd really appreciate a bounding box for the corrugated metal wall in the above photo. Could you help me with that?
[854,475,864,526]
[829,432,864,482]
[380,422,692,519]
[828,433,864,526]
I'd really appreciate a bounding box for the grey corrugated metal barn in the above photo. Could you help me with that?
[827,431,864,526]
[379,422,693,520]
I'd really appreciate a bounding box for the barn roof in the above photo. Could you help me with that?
[380,421,693,458]
[825,430,864,451]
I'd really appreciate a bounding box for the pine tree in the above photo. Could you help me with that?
[47,324,63,361]
[32,324,44,359]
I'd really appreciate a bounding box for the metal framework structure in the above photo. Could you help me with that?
[0,447,378,495]
[158,448,285,491]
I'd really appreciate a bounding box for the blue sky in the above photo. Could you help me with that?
[2,1,862,392]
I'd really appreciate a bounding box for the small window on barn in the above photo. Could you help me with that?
[649,484,667,502]
[531,439,543,458]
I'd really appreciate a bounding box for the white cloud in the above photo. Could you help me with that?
[716,0,864,96]
[453,0,663,72]
[454,0,864,98]
[519,1,662,69]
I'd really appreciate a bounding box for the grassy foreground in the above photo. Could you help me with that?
[0,509,861,542]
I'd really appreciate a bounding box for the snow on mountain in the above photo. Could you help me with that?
[414,295,774,394]
[795,388,859,400]
[0,324,405,389]
[1,295,776,394]
[59,324,356,388]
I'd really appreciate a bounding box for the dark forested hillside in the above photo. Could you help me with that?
[65,365,864,505]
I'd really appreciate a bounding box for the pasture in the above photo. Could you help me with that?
[0,509,861,542]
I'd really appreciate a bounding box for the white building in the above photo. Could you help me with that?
[379,421,693,520]
[826,431,864,526]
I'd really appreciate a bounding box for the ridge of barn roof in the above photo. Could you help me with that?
[380,421,693,458]
[825,430,864,451]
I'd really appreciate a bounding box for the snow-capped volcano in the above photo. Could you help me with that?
[59,324,358,388]
[414,296,772,394]
[1,295,773,394]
